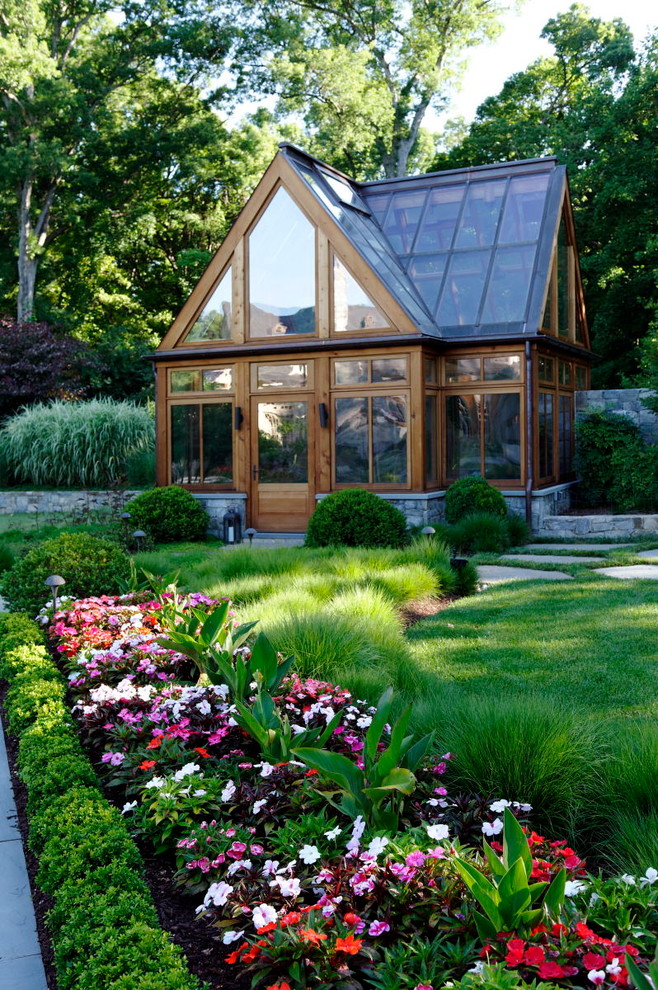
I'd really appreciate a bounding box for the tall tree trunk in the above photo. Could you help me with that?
[16,178,56,322]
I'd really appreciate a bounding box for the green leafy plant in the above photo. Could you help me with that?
[626,942,658,990]
[293,686,434,830]
[449,512,512,554]
[305,488,408,549]
[445,476,508,524]
[574,410,651,509]
[454,807,566,941]
[127,486,209,543]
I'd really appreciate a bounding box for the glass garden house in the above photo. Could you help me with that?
[153,144,591,531]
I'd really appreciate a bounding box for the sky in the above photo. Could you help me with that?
[438,0,658,128]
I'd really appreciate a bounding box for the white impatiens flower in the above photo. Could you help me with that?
[606,959,623,977]
[222,930,242,945]
[367,836,389,858]
[252,799,268,814]
[121,801,137,814]
[620,874,637,885]
[489,799,511,814]
[259,762,274,778]
[640,867,658,887]
[203,881,233,908]
[588,971,606,986]
[482,818,504,837]
[221,780,236,802]
[252,903,278,929]
[324,826,342,840]
[426,823,450,841]
[298,844,321,864]
[565,880,587,897]
[174,762,201,782]
[270,876,301,899]
[352,815,366,840]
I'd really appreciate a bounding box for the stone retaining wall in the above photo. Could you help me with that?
[575,388,658,443]
[535,513,658,539]
[0,489,139,516]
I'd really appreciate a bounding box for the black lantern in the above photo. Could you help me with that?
[222,508,242,545]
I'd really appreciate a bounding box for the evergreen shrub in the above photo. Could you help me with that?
[444,476,508,524]
[305,489,408,548]
[574,410,657,509]
[1,532,131,615]
[127,486,209,544]
[449,512,511,554]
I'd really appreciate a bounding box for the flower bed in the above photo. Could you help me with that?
[2,591,658,990]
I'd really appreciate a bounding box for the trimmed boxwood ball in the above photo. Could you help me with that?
[305,489,408,548]
[444,476,508,524]
[126,486,209,544]
[1,533,131,616]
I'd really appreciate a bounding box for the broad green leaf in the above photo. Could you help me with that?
[497,857,532,925]
[250,632,279,685]
[542,867,566,918]
[200,601,230,642]
[483,839,506,878]
[454,859,503,928]
[624,955,653,990]
[365,686,394,764]
[375,705,412,780]
[293,746,364,794]
[364,767,416,797]
[401,731,434,772]
[317,710,343,746]
[474,909,500,943]
[503,806,533,878]
[234,701,269,746]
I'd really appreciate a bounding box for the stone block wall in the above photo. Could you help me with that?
[575,389,658,443]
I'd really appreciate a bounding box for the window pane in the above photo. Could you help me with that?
[171,370,200,393]
[416,185,464,251]
[335,397,369,483]
[185,268,232,342]
[425,394,438,483]
[498,173,550,243]
[446,357,480,383]
[203,404,233,483]
[454,180,506,248]
[373,396,408,483]
[202,368,233,392]
[257,401,308,483]
[559,394,573,475]
[484,355,521,381]
[334,360,369,385]
[575,365,587,388]
[557,221,570,338]
[436,250,491,326]
[538,355,554,383]
[249,188,315,336]
[171,405,200,483]
[424,357,437,383]
[372,358,407,383]
[382,190,427,253]
[480,245,535,323]
[484,392,521,480]
[334,257,388,331]
[558,361,572,386]
[407,254,447,312]
[257,363,308,389]
[539,392,554,479]
[446,394,481,477]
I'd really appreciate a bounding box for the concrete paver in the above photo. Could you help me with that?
[523,543,635,551]
[637,549,658,560]
[477,565,573,583]
[593,565,658,580]
[503,553,604,564]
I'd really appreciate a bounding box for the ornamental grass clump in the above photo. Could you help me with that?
[0,397,154,488]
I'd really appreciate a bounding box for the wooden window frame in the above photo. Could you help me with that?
[168,366,236,397]
[168,397,236,490]
[331,388,411,491]
[331,354,409,389]
[329,250,398,338]
[442,350,525,386]
[250,360,315,393]
[444,386,525,488]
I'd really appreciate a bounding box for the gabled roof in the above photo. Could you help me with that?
[280,144,574,341]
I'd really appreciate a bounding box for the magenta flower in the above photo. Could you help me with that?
[368,920,390,936]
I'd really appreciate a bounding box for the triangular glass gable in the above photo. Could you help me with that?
[333,256,389,331]
[249,187,316,337]
[184,266,232,342]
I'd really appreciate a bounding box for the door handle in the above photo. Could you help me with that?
[252,465,258,480]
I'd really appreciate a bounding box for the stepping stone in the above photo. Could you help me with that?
[477,565,573,584]
[523,543,634,551]
[637,549,658,560]
[503,553,604,564]
[593,565,658,580]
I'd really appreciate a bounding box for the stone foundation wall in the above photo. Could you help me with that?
[0,489,139,516]
[535,513,658,539]
[576,388,658,443]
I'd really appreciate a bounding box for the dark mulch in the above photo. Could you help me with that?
[399,594,459,628]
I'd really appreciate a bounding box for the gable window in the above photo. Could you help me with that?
[333,257,388,331]
[184,267,232,342]
[248,187,316,337]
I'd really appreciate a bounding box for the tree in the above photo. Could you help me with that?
[236,0,512,178]
[0,317,88,418]
[0,0,235,321]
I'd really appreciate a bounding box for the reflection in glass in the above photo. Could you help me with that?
[575,365,587,389]
[446,357,480,383]
[559,361,572,386]
[538,392,554,478]
[446,394,481,477]
[202,368,233,391]
[257,363,308,390]
[367,193,390,224]
[335,397,369,483]
[373,396,408,483]
[383,190,426,252]
[333,257,388,331]
[425,394,438,483]
[424,357,437,383]
[203,404,233,483]
[185,268,232,342]
[455,180,506,248]
[257,401,308,483]
[484,393,520,480]
[249,188,315,336]
[538,355,554,383]
[480,245,535,323]
[171,370,200,393]
[499,173,549,243]
[559,394,573,475]
[557,221,570,338]
[372,358,407,383]
[407,255,447,312]
[483,355,521,381]
[416,185,464,251]
[334,360,368,386]
[171,405,200,483]
[437,250,491,326]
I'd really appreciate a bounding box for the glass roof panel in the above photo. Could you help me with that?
[382,189,428,253]
[480,244,536,324]
[415,185,464,252]
[454,179,507,248]
[407,254,448,312]
[436,250,491,326]
[499,173,550,243]
[318,167,371,214]
[367,193,391,224]
[185,266,232,342]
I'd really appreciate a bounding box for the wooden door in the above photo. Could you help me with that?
[250,396,314,531]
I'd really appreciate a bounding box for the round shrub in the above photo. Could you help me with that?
[1,532,131,615]
[450,511,511,554]
[444,476,508,524]
[305,489,408,549]
[126,486,208,544]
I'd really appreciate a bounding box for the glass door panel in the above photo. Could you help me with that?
[446,394,481,477]
[335,397,369,483]
[373,396,408,483]
[484,392,521,480]
[257,401,308,483]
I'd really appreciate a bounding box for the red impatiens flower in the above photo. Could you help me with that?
[538,961,568,979]
[334,934,363,955]
[138,759,157,770]
[583,953,608,971]
[225,941,249,964]
[506,939,526,967]
[194,747,212,758]
[256,923,277,934]
[298,929,328,946]
[146,737,161,749]
[266,983,291,990]
[524,946,546,966]
[280,912,302,926]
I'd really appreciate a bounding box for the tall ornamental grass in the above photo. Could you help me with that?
[0,398,154,488]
